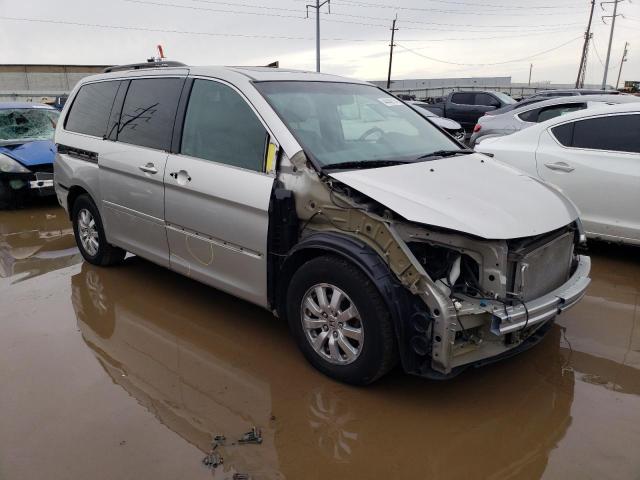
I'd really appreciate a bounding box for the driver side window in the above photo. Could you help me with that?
[181,79,268,172]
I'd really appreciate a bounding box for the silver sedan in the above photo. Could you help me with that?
[470,94,639,147]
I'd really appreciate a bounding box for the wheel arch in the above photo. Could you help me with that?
[277,233,395,315]
[276,232,431,375]
[66,185,91,219]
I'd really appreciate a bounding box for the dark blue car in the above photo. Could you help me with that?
[0,102,59,208]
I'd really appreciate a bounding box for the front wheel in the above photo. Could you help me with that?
[72,194,126,266]
[287,255,397,385]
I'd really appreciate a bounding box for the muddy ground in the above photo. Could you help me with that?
[1,203,638,480]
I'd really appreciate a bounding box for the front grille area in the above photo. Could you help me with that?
[507,230,574,301]
[31,164,53,174]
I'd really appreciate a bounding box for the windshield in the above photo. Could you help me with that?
[255,82,459,167]
[493,92,516,105]
[0,108,59,145]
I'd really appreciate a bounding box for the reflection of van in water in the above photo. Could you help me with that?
[71,261,577,479]
[56,63,590,384]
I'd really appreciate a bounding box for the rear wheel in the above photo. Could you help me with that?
[72,194,126,266]
[287,255,397,385]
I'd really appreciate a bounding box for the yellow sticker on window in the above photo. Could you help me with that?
[266,142,277,172]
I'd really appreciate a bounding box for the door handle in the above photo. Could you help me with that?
[544,162,574,173]
[139,163,158,174]
[169,171,192,182]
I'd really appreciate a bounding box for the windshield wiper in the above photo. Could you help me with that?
[415,149,475,160]
[321,159,411,171]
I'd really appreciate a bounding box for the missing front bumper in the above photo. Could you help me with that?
[490,255,591,335]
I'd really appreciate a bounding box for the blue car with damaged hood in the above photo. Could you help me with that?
[0,102,59,208]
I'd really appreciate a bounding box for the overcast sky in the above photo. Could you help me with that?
[1,0,639,86]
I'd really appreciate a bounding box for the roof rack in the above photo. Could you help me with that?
[103,61,187,73]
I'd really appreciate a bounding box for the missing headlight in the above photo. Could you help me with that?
[408,242,480,295]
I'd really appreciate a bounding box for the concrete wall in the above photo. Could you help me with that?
[0,65,108,103]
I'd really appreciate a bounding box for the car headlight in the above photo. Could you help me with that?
[0,153,30,173]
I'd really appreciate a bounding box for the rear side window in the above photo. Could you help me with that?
[538,104,586,122]
[518,107,540,123]
[551,122,574,146]
[180,79,268,172]
[475,93,500,108]
[551,114,640,153]
[117,78,183,150]
[65,81,119,137]
[451,93,474,105]
[520,103,587,123]
[572,114,640,153]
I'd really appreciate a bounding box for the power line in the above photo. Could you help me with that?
[322,10,586,31]
[308,0,585,11]
[394,30,583,42]
[121,0,584,39]
[0,16,365,41]
[591,37,605,66]
[0,15,584,43]
[391,0,585,9]
[395,36,583,66]
[331,0,588,16]
[591,37,617,69]
[397,24,581,33]
[192,0,301,13]
[157,0,592,28]
[124,0,304,19]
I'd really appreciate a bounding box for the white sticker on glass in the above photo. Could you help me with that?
[378,97,403,106]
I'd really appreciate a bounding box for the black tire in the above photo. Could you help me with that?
[286,255,397,385]
[72,194,126,266]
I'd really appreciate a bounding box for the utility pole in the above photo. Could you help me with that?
[386,15,399,90]
[615,41,629,89]
[528,63,533,86]
[601,0,624,89]
[576,0,595,88]
[306,0,330,72]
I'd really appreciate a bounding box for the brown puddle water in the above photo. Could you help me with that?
[0,206,638,480]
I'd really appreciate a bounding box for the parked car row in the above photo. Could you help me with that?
[470,94,640,147]
[415,90,517,131]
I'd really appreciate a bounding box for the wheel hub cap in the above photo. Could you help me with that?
[301,283,364,365]
[78,208,99,256]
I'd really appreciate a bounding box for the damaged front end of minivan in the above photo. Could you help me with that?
[270,150,591,379]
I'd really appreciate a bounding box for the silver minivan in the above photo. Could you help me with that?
[54,62,591,384]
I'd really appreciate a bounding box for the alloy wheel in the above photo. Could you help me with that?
[78,208,99,256]
[301,283,364,365]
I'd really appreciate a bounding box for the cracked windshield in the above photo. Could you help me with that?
[0,108,59,144]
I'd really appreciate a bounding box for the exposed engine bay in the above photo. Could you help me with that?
[273,149,590,377]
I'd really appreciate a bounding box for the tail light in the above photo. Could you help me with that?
[473,124,482,133]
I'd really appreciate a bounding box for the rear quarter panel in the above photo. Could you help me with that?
[475,131,540,177]
[53,129,102,217]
